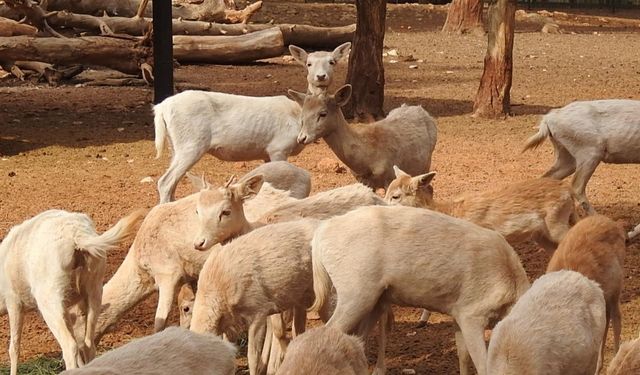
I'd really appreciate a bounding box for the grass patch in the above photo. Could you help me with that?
[0,356,63,375]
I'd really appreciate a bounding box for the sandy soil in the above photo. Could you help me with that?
[1,2,639,374]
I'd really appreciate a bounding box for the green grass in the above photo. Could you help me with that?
[0,357,63,375]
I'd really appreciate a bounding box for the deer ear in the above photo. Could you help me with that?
[411,172,436,191]
[332,42,351,61]
[334,84,352,107]
[287,89,307,106]
[186,172,211,191]
[233,174,264,201]
[393,165,409,179]
[288,45,308,65]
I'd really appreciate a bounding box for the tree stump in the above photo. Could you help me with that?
[472,0,516,119]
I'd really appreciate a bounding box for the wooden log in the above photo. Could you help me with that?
[0,0,261,23]
[0,36,151,75]
[44,11,354,48]
[0,16,37,36]
[172,26,285,64]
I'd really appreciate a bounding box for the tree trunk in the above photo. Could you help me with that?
[442,0,484,35]
[343,0,385,122]
[472,0,516,119]
[45,11,355,48]
[172,27,284,64]
[0,36,151,75]
[0,0,262,22]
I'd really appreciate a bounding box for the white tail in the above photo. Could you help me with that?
[309,233,332,313]
[522,116,551,152]
[75,210,145,259]
[154,104,168,159]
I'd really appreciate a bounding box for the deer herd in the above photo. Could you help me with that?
[1,42,640,375]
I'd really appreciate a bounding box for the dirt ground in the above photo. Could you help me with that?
[1,2,640,374]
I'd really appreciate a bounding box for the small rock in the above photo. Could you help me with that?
[282,55,295,63]
[445,70,454,74]
[401,370,416,375]
[140,176,154,183]
[389,59,398,64]
[387,49,398,57]
[406,331,417,337]
[127,159,135,163]
[266,74,273,78]
[316,158,346,174]
[411,79,418,83]
[409,65,418,69]
[117,127,125,132]
[72,121,83,125]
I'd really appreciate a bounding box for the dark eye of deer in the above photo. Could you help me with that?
[307,63,312,67]
[183,306,190,313]
[195,209,199,215]
[392,195,400,200]
[319,111,327,117]
[222,210,231,216]
[329,60,335,65]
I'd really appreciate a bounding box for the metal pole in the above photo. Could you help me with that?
[153,0,174,104]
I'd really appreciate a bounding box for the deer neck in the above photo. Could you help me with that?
[323,110,367,171]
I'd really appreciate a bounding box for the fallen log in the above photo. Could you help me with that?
[0,60,83,84]
[172,26,284,64]
[0,16,37,36]
[0,0,262,23]
[45,11,354,48]
[0,35,151,74]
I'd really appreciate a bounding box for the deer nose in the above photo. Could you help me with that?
[297,134,308,145]
[316,74,326,81]
[194,239,207,250]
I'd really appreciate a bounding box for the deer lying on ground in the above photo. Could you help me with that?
[310,205,530,375]
[0,209,143,375]
[547,214,627,373]
[522,99,640,214]
[61,327,236,375]
[154,89,305,203]
[487,270,606,375]
[288,85,438,190]
[276,326,368,375]
[289,42,351,95]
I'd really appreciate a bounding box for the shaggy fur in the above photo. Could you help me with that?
[190,219,321,375]
[61,327,236,375]
[310,205,530,375]
[277,326,368,375]
[547,214,627,372]
[608,335,640,375]
[487,270,606,375]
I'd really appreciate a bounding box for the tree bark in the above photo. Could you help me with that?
[0,36,151,74]
[344,0,385,122]
[442,0,484,35]
[173,27,284,64]
[0,16,37,36]
[44,10,355,47]
[472,0,516,119]
[0,0,262,23]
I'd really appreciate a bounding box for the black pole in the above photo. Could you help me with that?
[153,0,174,104]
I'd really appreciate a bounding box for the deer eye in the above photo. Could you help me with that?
[183,306,190,313]
[319,111,328,117]
[195,209,199,215]
[306,63,312,67]
[329,60,335,65]
[392,194,400,200]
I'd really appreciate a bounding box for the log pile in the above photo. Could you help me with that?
[0,0,355,85]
